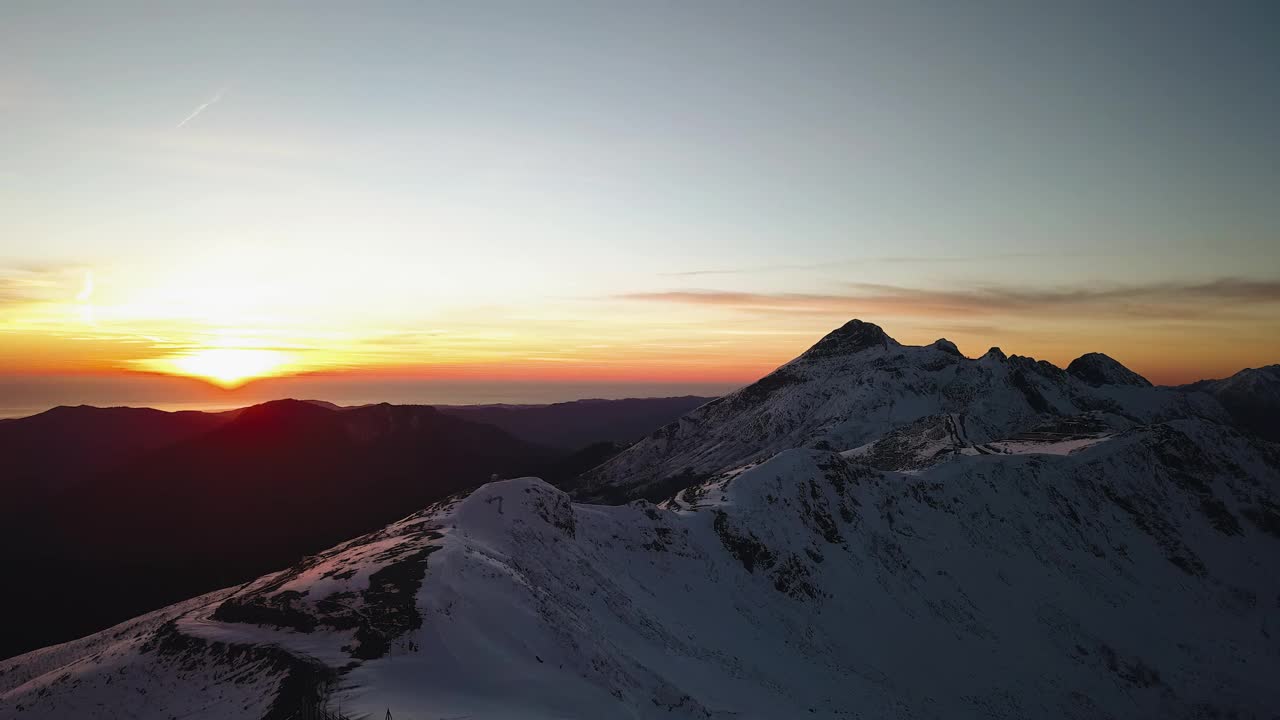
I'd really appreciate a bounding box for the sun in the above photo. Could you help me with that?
[164,348,292,388]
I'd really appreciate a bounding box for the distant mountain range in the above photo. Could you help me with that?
[0,395,709,660]
[2,322,1278,718]
[437,396,713,450]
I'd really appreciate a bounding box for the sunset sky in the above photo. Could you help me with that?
[2,2,1278,415]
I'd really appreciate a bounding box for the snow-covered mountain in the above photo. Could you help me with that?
[3,320,1278,719]
[1181,364,1280,441]
[575,320,1223,502]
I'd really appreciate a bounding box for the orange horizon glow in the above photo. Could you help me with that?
[1,331,1270,390]
[0,264,1276,393]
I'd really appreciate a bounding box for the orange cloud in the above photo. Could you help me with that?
[618,278,1280,319]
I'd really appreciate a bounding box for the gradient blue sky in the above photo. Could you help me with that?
[2,2,1278,410]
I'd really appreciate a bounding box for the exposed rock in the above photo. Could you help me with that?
[1067,353,1152,388]
[798,319,895,360]
[931,338,963,357]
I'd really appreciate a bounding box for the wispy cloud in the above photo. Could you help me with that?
[618,278,1280,319]
[176,87,226,129]
[662,252,1105,278]
[619,290,843,311]
[0,265,83,306]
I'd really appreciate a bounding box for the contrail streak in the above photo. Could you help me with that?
[176,88,226,128]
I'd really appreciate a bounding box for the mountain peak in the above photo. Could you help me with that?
[931,338,963,357]
[799,319,895,360]
[982,346,1007,361]
[238,398,335,420]
[1066,352,1152,387]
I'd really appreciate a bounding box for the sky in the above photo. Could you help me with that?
[2,2,1278,414]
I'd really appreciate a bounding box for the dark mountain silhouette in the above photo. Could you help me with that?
[436,396,713,449]
[0,405,232,510]
[0,396,705,660]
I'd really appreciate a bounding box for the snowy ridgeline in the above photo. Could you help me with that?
[2,320,1278,719]
[576,321,1227,501]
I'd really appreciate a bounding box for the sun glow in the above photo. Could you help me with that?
[162,348,293,388]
